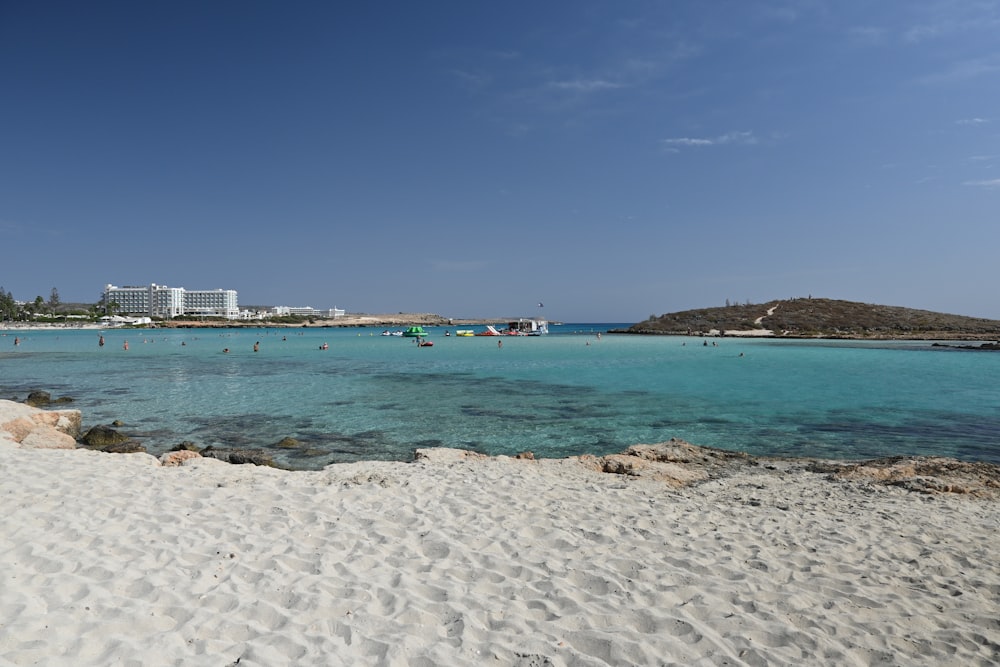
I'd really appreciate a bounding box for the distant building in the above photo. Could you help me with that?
[104,283,239,319]
[271,306,345,318]
[98,315,154,327]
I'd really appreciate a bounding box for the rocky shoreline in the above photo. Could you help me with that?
[4,398,998,499]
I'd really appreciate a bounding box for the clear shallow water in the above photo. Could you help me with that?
[2,325,998,468]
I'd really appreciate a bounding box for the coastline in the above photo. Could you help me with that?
[2,402,999,665]
[0,314,508,332]
[6,318,999,340]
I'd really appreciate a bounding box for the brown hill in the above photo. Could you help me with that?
[619,298,1000,339]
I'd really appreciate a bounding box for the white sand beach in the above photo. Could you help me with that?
[2,402,999,666]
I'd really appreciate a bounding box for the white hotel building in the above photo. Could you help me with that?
[104,283,239,320]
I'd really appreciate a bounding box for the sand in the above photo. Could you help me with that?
[1,408,999,666]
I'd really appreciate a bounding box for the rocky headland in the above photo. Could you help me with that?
[619,297,1000,340]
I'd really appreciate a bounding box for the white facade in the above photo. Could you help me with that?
[272,306,319,316]
[104,284,239,319]
[271,306,345,318]
[181,289,239,319]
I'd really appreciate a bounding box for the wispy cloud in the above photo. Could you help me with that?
[956,117,991,126]
[919,56,1000,84]
[963,178,1000,189]
[547,78,626,93]
[903,3,1000,44]
[904,23,944,43]
[757,0,826,24]
[661,131,758,151]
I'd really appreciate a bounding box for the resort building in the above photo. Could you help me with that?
[272,306,345,318]
[104,283,239,320]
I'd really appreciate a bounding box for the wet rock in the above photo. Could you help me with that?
[22,391,73,407]
[170,441,200,451]
[274,437,301,449]
[199,446,277,467]
[81,425,132,448]
[291,448,327,458]
[93,441,147,454]
[111,419,125,427]
[25,391,52,407]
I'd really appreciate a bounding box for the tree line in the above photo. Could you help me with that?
[0,286,103,321]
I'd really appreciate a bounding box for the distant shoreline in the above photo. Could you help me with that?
[0,314,509,332]
[5,313,1000,341]
[4,319,1000,341]
[608,328,1000,342]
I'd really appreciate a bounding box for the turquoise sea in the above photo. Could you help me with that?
[2,325,998,469]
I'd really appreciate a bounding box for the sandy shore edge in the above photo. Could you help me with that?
[2,402,999,666]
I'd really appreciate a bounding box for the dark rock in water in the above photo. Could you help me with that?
[93,441,147,454]
[200,446,277,467]
[81,425,132,447]
[112,419,125,427]
[171,441,200,452]
[931,342,1000,351]
[25,391,74,407]
[25,391,52,407]
[274,437,301,449]
[300,448,326,457]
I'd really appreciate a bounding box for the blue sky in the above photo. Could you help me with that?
[2,1,998,322]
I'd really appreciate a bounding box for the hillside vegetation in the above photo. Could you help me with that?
[621,298,1000,339]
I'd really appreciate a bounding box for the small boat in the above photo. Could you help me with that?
[417,340,434,347]
[506,318,549,335]
[403,326,429,337]
[475,325,503,336]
